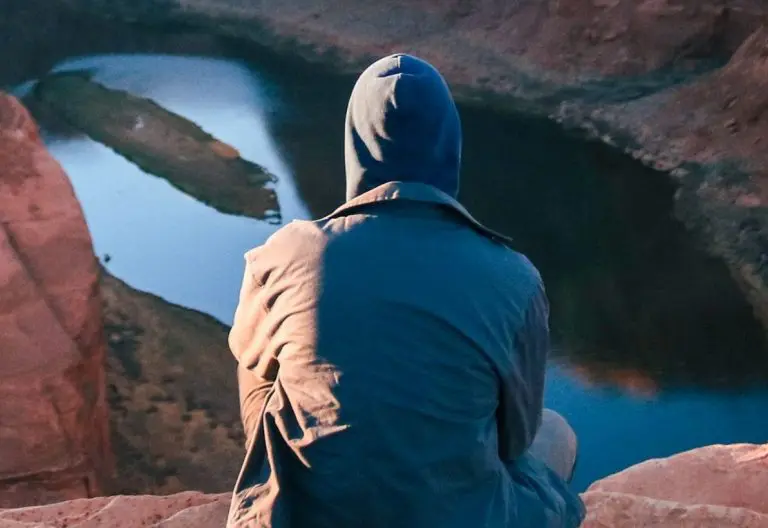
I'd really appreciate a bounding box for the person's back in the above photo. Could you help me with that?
[227,54,585,527]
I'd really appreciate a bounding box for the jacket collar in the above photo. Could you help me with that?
[319,181,514,248]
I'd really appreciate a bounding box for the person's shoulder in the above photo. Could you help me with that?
[507,249,541,280]
[272,218,325,241]
[244,220,326,264]
[483,243,543,292]
[479,237,539,275]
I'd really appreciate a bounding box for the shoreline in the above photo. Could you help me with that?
[58,0,768,329]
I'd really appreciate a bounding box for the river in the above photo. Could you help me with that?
[11,39,768,492]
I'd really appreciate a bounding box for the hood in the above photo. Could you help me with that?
[344,54,462,201]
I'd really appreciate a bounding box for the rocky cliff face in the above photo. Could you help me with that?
[56,0,768,329]
[0,93,111,506]
[582,443,768,527]
[0,89,247,504]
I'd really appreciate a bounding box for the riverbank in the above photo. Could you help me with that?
[56,0,768,329]
[101,270,243,496]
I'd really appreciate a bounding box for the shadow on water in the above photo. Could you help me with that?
[220,40,354,216]
[6,14,768,491]
[219,40,768,489]
[221,38,768,390]
[457,112,768,391]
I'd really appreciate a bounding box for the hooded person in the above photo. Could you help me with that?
[227,54,585,527]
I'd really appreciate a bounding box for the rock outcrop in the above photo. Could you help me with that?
[0,89,243,503]
[1,444,766,527]
[582,443,768,527]
[0,93,111,506]
[0,492,230,527]
[55,0,768,329]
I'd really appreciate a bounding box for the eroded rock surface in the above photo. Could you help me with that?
[2,444,767,527]
[0,491,229,527]
[0,93,111,507]
[582,443,768,527]
[0,90,243,502]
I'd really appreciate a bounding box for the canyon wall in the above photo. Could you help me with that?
[0,94,111,506]
[57,0,768,329]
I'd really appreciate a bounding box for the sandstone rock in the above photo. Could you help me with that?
[2,445,767,527]
[0,0,230,87]
[0,492,229,527]
[582,492,768,527]
[581,443,768,527]
[651,25,768,165]
[57,0,764,80]
[0,93,111,507]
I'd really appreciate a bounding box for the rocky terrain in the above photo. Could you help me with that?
[53,0,768,329]
[1,443,766,527]
[0,92,111,507]
[101,271,244,496]
[582,443,768,527]
[0,492,230,527]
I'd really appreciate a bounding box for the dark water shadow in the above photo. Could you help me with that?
[220,38,768,391]
[456,110,768,390]
[220,38,353,217]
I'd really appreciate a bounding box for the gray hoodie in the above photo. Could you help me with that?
[227,54,585,527]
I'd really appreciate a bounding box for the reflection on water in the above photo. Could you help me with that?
[39,55,309,323]
[24,48,768,491]
[34,71,281,221]
[546,364,768,489]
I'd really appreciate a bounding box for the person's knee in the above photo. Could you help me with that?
[529,409,578,482]
[541,409,576,445]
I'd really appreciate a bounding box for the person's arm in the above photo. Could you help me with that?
[497,280,550,462]
[229,251,279,439]
[230,254,279,378]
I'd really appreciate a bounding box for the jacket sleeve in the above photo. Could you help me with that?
[230,255,270,365]
[229,252,280,438]
[497,280,550,462]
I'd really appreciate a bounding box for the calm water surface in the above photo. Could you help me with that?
[16,48,768,491]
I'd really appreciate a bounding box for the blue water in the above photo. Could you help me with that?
[22,52,768,491]
[40,55,309,323]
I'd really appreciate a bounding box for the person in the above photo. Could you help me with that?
[227,53,586,527]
